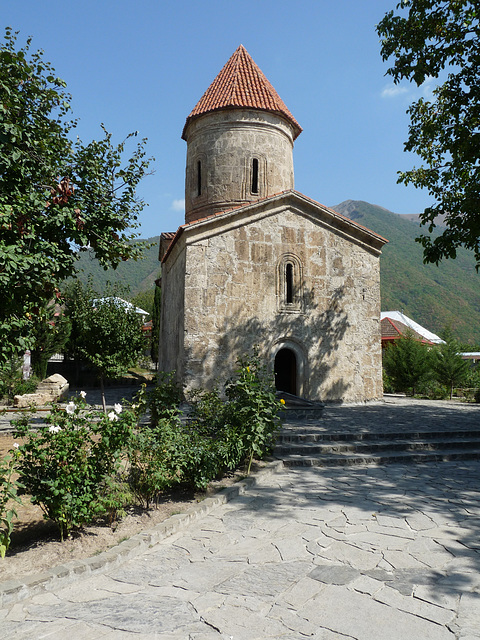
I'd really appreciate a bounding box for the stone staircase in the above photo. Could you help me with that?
[274,426,480,467]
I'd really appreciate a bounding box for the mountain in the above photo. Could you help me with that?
[70,203,480,345]
[334,200,480,345]
[70,236,161,296]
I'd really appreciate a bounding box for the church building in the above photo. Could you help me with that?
[159,45,387,403]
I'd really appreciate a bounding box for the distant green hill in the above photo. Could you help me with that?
[334,200,480,345]
[70,204,480,344]
[69,236,161,296]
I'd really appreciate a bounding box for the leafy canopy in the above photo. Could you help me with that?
[63,280,146,410]
[377,1,480,266]
[0,28,152,362]
[431,326,470,398]
[383,330,432,395]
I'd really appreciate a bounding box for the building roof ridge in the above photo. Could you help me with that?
[161,190,388,264]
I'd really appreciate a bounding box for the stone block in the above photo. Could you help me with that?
[14,374,69,407]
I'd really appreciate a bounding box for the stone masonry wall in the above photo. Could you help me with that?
[158,244,186,381]
[184,110,295,223]
[179,206,383,403]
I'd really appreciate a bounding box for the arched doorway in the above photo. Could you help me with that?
[275,348,297,395]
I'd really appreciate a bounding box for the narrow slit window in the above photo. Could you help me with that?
[197,161,202,197]
[251,158,259,194]
[286,263,294,304]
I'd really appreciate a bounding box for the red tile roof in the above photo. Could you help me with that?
[182,45,302,140]
[381,317,434,344]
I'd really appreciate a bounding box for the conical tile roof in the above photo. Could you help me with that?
[182,45,302,140]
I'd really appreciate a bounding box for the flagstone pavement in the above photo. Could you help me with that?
[1,398,480,639]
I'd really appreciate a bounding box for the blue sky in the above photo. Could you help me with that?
[3,0,434,238]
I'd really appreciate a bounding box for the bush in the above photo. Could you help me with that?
[6,352,282,544]
[0,450,22,558]
[0,357,38,404]
[223,354,282,474]
[130,352,282,499]
[14,394,134,540]
[383,332,432,396]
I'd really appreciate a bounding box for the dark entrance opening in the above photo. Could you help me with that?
[275,348,297,395]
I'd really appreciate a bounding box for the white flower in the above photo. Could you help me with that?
[79,391,87,399]
[108,411,119,422]
[114,403,122,414]
[49,425,62,433]
[13,443,19,449]
[131,404,137,410]
[65,402,75,415]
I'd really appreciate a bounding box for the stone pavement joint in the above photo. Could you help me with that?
[1,397,480,639]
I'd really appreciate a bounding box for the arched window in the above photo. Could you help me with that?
[197,160,202,197]
[285,262,294,304]
[251,158,259,194]
[277,253,303,312]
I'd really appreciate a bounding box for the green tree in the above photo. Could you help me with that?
[377,2,480,266]
[0,29,152,363]
[431,327,470,399]
[65,282,146,411]
[383,330,432,395]
[130,289,154,318]
[30,301,71,380]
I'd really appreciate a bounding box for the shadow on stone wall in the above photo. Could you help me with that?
[184,285,351,402]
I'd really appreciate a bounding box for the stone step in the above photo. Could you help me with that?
[273,426,480,467]
[274,436,480,457]
[276,428,480,443]
[279,447,480,467]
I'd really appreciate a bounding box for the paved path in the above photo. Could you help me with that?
[2,399,480,639]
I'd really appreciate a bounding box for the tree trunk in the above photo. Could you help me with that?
[100,376,107,413]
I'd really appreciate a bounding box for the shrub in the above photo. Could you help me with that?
[130,352,282,499]
[383,332,432,396]
[14,394,134,540]
[223,354,282,474]
[0,357,38,404]
[127,415,185,508]
[0,450,22,558]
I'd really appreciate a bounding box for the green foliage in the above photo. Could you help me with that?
[4,354,281,544]
[127,377,215,504]
[129,352,282,502]
[65,236,161,297]
[129,289,154,318]
[335,200,480,344]
[383,325,476,399]
[189,352,282,475]
[128,415,190,507]
[63,280,146,408]
[0,28,152,363]
[30,302,71,380]
[14,395,134,540]
[0,450,22,558]
[383,331,432,395]
[146,372,183,422]
[79,294,145,382]
[431,327,470,399]
[96,473,134,527]
[223,354,282,474]
[0,357,38,404]
[377,2,480,266]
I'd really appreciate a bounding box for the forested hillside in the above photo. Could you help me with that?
[68,237,161,296]
[334,200,480,344]
[70,204,480,344]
